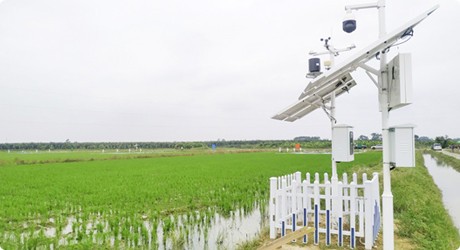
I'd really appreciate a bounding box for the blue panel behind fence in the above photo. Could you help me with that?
[303,208,308,243]
[292,213,296,231]
[326,210,330,245]
[373,201,381,242]
[314,204,319,244]
[282,221,285,237]
[351,228,355,248]
[339,217,343,246]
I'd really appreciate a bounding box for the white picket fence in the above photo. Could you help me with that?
[269,171,380,249]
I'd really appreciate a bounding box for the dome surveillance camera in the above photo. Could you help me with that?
[343,11,356,33]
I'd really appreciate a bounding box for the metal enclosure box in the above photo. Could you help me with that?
[332,124,354,162]
[309,58,321,73]
[389,124,415,167]
[388,53,412,110]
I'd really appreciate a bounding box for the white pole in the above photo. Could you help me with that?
[329,47,340,225]
[344,1,392,248]
[331,91,337,179]
[377,1,394,249]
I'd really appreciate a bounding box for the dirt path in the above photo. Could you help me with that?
[441,150,460,160]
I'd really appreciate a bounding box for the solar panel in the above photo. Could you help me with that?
[272,73,356,122]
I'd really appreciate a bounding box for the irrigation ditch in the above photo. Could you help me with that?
[422,153,460,234]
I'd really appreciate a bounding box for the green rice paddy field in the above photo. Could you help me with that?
[0,150,458,249]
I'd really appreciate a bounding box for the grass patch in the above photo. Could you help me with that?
[390,152,460,249]
[237,227,271,250]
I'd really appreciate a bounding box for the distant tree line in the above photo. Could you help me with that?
[1,134,456,151]
[355,133,460,149]
[0,139,331,151]
[432,135,460,148]
[293,136,321,141]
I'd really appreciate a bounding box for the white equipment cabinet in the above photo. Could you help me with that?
[389,124,415,167]
[332,124,354,162]
[388,53,412,110]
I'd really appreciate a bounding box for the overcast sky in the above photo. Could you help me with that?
[0,0,459,143]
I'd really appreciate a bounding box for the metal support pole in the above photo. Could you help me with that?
[331,92,339,226]
[376,1,394,249]
[329,50,339,225]
[347,1,392,248]
[329,51,337,181]
[331,92,337,179]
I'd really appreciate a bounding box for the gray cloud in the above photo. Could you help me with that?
[0,0,458,142]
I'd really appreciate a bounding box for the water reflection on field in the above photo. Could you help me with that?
[2,205,267,249]
[157,205,267,249]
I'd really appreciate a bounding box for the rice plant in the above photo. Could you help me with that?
[0,150,382,248]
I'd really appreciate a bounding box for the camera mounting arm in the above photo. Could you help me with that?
[344,1,384,11]
[343,1,385,33]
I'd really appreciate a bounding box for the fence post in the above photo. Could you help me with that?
[338,181,343,247]
[364,179,373,249]
[295,171,302,220]
[295,171,302,182]
[373,172,381,213]
[372,173,381,244]
[281,178,287,237]
[306,173,311,212]
[350,181,357,249]
[302,178,308,218]
[304,173,311,244]
[343,173,349,214]
[269,177,278,239]
[268,171,379,246]
[325,179,331,246]
[292,179,298,233]
[314,173,320,245]
[331,173,338,233]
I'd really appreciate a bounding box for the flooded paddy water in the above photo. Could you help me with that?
[159,206,266,249]
[1,205,267,249]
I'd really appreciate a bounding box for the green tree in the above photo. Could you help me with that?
[358,135,369,140]
[435,135,450,148]
[371,133,381,141]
